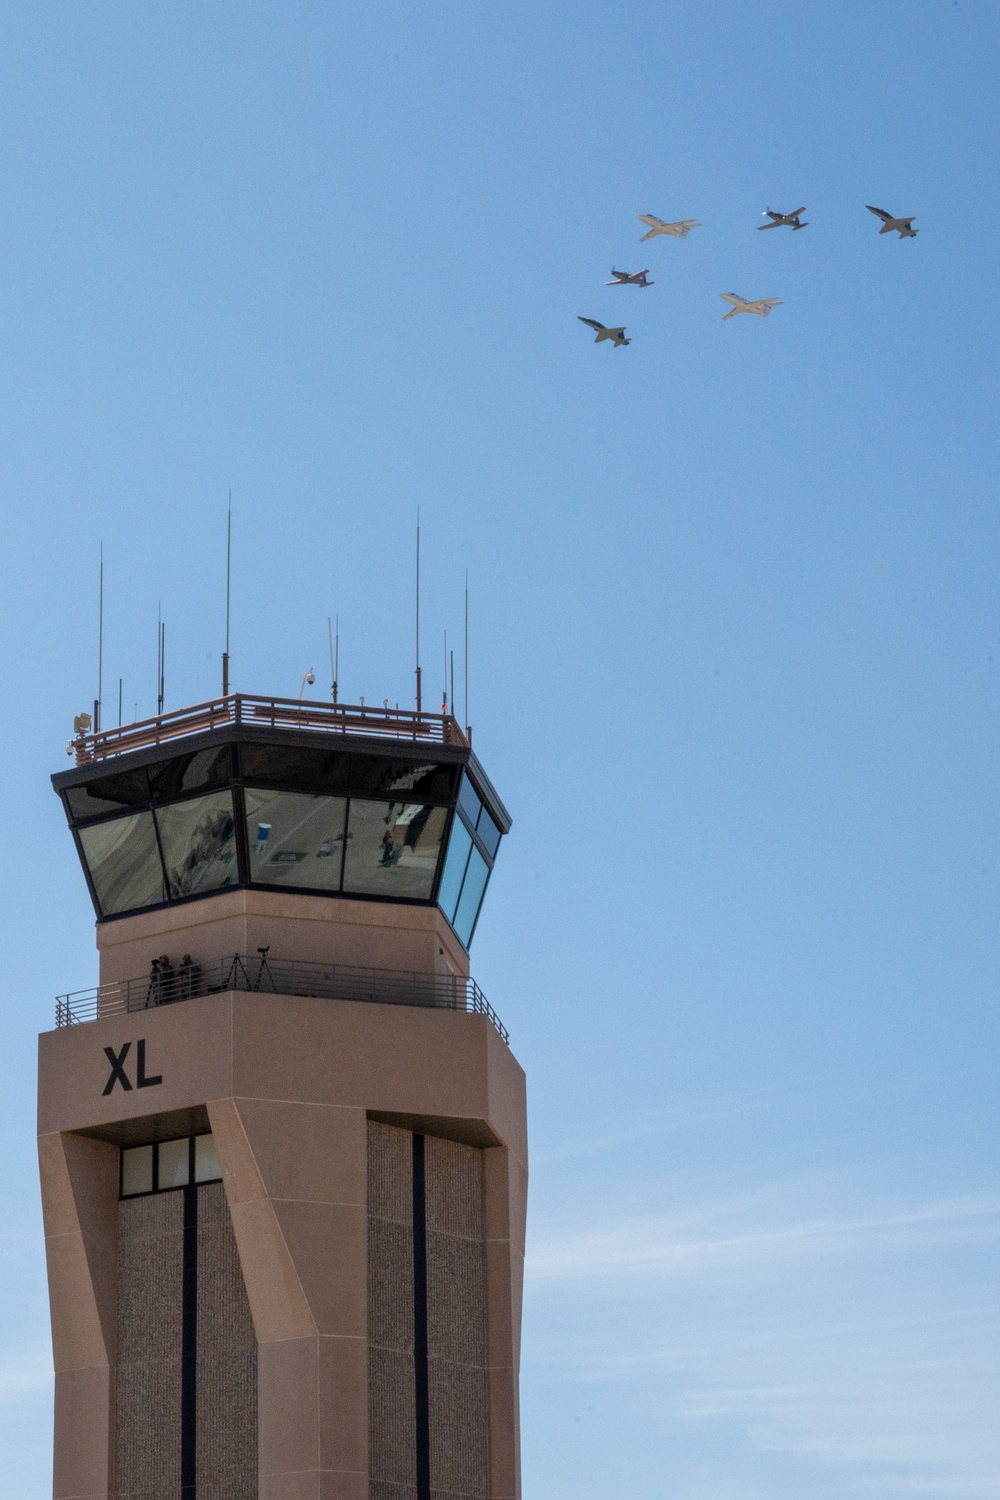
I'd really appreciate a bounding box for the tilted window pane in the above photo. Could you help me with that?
[155,791,238,900]
[457,773,482,831]
[453,847,490,948]
[238,743,350,795]
[158,1137,190,1189]
[65,768,150,821]
[121,1144,154,1197]
[349,756,456,802]
[78,812,165,915]
[342,799,447,899]
[476,809,502,860]
[194,1133,221,1183]
[437,818,472,923]
[148,746,233,800]
[245,789,347,891]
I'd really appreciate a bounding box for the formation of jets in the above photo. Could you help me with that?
[579,202,919,348]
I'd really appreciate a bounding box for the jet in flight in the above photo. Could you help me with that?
[866,205,918,238]
[637,214,701,241]
[605,267,653,287]
[759,206,807,230]
[578,317,630,347]
[720,293,782,320]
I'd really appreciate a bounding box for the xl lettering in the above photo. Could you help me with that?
[102,1040,163,1096]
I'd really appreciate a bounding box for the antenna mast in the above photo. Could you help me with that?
[96,544,104,733]
[328,615,339,704]
[157,606,165,716]
[222,492,232,696]
[415,512,422,715]
[464,570,469,740]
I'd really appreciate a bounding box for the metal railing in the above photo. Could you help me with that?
[69,694,469,766]
[54,952,508,1045]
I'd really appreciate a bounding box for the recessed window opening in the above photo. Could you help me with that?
[120,1132,221,1198]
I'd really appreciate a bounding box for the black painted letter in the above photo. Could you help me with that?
[102,1043,133,1095]
[136,1039,162,1089]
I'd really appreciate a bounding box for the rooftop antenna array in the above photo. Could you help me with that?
[415,511,423,716]
[328,615,339,704]
[222,492,232,697]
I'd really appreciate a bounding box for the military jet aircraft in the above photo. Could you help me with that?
[637,214,701,241]
[578,317,630,347]
[866,205,918,238]
[759,206,807,230]
[605,267,653,287]
[720,293,782,320]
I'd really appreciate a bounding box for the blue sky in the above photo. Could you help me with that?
[0,2,998,1495]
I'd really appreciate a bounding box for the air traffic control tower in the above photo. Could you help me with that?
[38,693,525,1500]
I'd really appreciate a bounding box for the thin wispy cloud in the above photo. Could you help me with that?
[527,1189,1000,1277]
[522,1175,1000,1497]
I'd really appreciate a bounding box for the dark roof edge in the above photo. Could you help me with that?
[51,721,474,794]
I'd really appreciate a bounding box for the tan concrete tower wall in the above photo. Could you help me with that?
[38,990,527,1500]
[94,890,471,990]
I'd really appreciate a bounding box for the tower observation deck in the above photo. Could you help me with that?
[38,692,526,1500]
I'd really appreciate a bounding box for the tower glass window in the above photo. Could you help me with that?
[457,773,482,831]
[155,791,239,900]
[342,799,447,899]
[148,745,233,800]
[120,1133,223,1198]
[245,788,348,890]
[78,811,165,916]
[120,1143,154,1197]
[437,817,472,924]
[56,725,508,940]
[65,767,151,820]
[452,846,490,947]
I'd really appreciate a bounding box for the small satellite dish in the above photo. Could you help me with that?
[73,712,92,736]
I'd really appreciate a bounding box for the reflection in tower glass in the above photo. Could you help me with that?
[452,847,490,948]
[342,799,447,899]
[244,788,347,891]
[457,772,482,831]
[78,811,165,915]
[155,791,239,900]
[437,818,472,924]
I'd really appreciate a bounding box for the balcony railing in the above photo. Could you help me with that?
[54,952,508,1045]
[69,693,469,766]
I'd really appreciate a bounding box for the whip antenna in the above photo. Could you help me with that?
[222,491,232,696]
[415,511,422,714]
[96,543,104,733]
